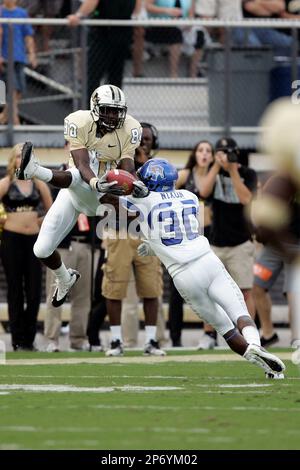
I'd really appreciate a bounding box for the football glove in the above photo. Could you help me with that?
[137,241,155,257]
[92,174,125,196]
[132,180,149,198]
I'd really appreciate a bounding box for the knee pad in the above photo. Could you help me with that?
[33,238,53,259]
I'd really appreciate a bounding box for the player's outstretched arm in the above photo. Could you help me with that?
[72,148,125,195]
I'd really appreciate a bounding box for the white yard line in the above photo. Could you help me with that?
[2,352,292,366]
[0,374,187,379]
[218,383,272,388]
[0,384,183,393]
[1,403,299,412]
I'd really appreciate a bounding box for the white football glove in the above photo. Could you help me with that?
[137,240,155,257]
[132,180,149,198]
[91,174,125,195]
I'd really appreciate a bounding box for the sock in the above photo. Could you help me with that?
[35,166,53,182]
[145,325,157,343]
[54,263,71,283]
[110,326,122,342]
[242,326,261,346]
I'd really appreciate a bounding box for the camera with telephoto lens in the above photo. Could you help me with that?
[215,137,240,163]
[223,147,238,163]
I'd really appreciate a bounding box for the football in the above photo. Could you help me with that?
[106,169,136,195]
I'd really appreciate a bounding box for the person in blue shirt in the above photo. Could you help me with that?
[0,0,37,124]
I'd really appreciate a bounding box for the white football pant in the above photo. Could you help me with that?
[172,250,251,336]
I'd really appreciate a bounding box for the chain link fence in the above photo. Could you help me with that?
[0,17,299,148]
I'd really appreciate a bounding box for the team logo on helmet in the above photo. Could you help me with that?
[145,162,165,180]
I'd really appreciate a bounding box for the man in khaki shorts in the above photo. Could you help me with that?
[199,137,257,348]
[102,233,164,356]
[103,123,166,357]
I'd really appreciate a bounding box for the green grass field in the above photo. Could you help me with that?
[0,349,299,450]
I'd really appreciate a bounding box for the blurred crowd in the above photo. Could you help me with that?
[0,1,299,124]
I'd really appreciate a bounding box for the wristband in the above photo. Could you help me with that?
[89,177,98,190]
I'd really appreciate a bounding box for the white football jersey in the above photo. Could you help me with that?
[124,189,210,275]
[64,110,142,177]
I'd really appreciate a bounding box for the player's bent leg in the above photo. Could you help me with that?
[172,270,235,339]
[34,190,79,259]
[223,328,249,355]
[205,252,261,346]
[34,189,80,307]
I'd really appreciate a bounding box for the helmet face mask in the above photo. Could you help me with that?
[137,159,178,192]
[90,85,127,131]
[98,105,127,132]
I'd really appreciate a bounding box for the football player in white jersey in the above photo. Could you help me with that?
[122,158,285,378]
[16,84,147,307]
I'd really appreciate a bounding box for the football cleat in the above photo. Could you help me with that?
[52,269,81,308]
[291,346,300,366]
[46,341,60,353]
[143,339,166,356]
[260,333,279,348]
[89,345,104,352]
[16,142,40,180]
[197,332,217,350]
[105,339,124,357]
[244,344,285,375]
[265,372,285,380]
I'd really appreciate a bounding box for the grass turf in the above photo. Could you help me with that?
[0,349,299,450]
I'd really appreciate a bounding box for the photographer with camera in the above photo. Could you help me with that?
[198,137,257,348]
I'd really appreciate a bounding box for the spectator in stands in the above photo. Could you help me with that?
[281,0,300,19]
[145,0,193,78]
[102,123,166,357]
[233,0,294,56]
[199,137,257,349]
[0,0,37,124]
[132,0,147,78]
[67,0,137,98]
[87,240,107,351]
[250,99,300,353]
[252,175,300,349]
[191,0,243,51]
[253,244,289,346]
[169,140,214,346]
[19,1,64,52]
[280,0,300,40]
[44,142,95,352]
[45,213,95,352]
[0,143,52,351]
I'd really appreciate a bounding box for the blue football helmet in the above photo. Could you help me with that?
[137,158,178,192]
